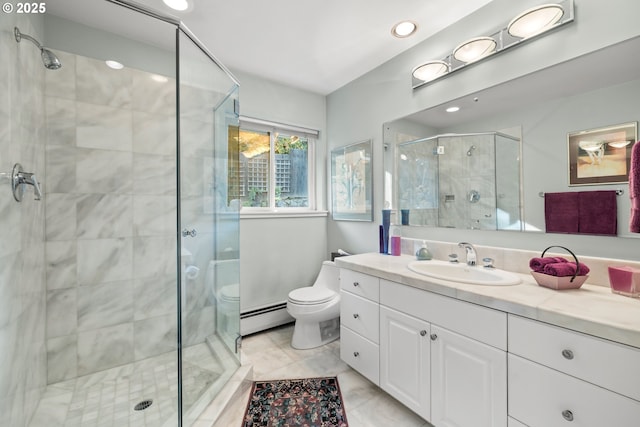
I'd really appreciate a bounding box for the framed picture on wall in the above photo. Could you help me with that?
[568,122,638,186]
[331,140,373,221]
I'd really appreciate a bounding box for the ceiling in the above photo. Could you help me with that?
[46,0,494,95]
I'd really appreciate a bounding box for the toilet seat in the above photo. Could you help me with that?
[288,287,337,305]
[219,284,239,302]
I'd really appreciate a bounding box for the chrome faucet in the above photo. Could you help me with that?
[458,242,477,266]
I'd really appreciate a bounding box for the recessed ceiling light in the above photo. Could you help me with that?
[163,0,189,11]
[412,61,449,82]
[391,21,418,38]
[446,106,460,113]
[453,37,497,63]
[105,60,124,70]
[508,4,564,39]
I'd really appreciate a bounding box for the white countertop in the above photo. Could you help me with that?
[334,253,640,349]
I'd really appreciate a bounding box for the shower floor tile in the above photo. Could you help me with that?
[29,344,224,427]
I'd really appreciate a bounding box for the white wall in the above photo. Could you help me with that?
[326,0,640,260]
[232,70,329,312]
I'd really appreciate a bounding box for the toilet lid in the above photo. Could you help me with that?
[220,284,239,301]
[288,287,337,305]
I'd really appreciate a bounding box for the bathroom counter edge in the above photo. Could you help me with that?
[334,253,640,349]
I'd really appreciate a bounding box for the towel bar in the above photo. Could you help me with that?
[538,189,624,197]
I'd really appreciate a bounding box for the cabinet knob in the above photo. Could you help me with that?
[561,349,574,360]
[430,333,438,341]
[353,281,360,287]
[420,330,427,337]
[562,409,574,421]
[353,351,360,357]
[353,313,359,319]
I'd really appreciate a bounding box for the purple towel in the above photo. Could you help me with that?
[630,141,640,233]
[545,192,579,233]
[632,198,640,233]
[578,190,617,235]
[543,262,590,277]
[529,257,568,272]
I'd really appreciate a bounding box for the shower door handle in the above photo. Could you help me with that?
[182,228,197,238]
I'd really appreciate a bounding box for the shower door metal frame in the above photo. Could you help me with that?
[105,2,241,425]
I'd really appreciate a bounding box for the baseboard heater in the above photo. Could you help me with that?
[240,302,293,336]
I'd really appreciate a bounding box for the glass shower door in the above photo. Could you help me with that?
[211,92,241,354]
[177,28,240,425]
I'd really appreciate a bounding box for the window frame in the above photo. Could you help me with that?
[237,116,319,214]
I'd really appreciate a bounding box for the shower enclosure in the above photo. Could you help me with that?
[396,132,523,230]
[0,1,240,426]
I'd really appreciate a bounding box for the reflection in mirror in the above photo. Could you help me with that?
[394,132,522,230]
[384,36,640,238]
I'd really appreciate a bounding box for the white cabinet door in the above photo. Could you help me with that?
[380,306,431,421]
[431,325,507,427]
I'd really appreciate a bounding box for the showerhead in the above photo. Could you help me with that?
[41,48,62,70]
[14,27,62,70]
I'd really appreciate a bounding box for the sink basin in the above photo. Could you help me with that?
[407,260,521,286]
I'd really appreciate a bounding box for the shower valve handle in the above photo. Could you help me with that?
[11,163,42,202]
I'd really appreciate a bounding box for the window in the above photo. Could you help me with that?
[229,118,317,211]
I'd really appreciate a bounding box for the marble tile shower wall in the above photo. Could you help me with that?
[43,51,191,383]
[397,138,439,226]
[0,16,47,427]
[438,134,496,230]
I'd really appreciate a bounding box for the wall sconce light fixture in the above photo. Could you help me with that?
[412,0,574,89]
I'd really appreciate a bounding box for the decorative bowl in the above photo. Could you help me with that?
[531,271,588,290]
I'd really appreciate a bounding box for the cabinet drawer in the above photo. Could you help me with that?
[509,354,640,427]
[508,315,640,401]
[380,279,507,350]
[340,326,379,385]
[340,269,379,302]
[341,291,379,343]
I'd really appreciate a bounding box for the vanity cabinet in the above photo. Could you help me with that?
[508,315,640,427]
[337,257,640,427]
[379,279,507,427]
[339,269,380,385]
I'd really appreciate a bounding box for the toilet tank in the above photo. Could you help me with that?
[206,259,240,288]
[314,261,340,292]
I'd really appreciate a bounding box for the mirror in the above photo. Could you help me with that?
[389,131,522,231]
[384,35,640,238]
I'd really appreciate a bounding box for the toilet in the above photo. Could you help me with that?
[286,260,340,349]
[205,259,240,335]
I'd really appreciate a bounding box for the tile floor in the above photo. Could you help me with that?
[211,323,432,427]
[28,342,232,427]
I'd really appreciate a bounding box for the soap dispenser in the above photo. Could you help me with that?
[415,241,432,261]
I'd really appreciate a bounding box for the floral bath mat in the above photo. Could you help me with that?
[242,376,349,426]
